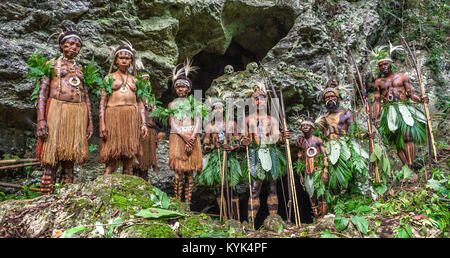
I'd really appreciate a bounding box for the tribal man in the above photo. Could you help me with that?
[133,66,158,181]
[197,98,242,220]
[315,80,369,194]
[373,48,428,182]
[99,43,148,175]
[168,59,203,210]
[36,30,93,195]
[241,84,290,223]
[295,115,328,220]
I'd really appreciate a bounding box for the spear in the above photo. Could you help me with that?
[0,158,37,165]
[400,36,438,169]
[259,62,301,227]
[0,182,41,192]
[0,162,40,170]
[346,47,380,183]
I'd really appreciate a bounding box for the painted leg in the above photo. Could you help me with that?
[248,180,262,222]
[184,171,194,211]
[231,187,240,221]
[320,196,327,218]
[104,160,118,175]
[267,179,278,215]
[122,158,134,176]
[60,161,75,184]
[40,165,57,195]
[174,170,184,202]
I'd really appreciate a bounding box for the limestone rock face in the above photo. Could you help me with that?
[0,0,447,213]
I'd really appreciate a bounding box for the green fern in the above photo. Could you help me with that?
[25,50,54,105]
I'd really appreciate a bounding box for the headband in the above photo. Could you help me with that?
[174,78,191,88]
[61,34,82,44]
[115,49,134,57]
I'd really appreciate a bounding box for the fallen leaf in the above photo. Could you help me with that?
[52,229,63,238]
[413,214,428,220]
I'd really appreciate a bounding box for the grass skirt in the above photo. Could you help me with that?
[100,105,141,163]
[135,127,158,171]
[169,133,202,172]
[39,98,88,166]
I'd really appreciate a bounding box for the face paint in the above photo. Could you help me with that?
[60,37,82,59]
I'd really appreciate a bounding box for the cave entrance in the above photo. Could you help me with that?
[190,39,257,94]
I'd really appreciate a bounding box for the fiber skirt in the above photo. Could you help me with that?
[169,133,202,172]
[100,105,141,163]
[38,98,88,166]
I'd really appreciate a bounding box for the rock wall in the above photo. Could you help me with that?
[0,0,447,205]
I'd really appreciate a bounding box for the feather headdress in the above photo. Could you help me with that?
[172,58,199,89]
[297,114,315,127]
[370,41,404,65]
[321,79,340,101]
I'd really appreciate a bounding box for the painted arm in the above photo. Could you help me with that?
[83,87,93,140]
[404,76,427,103]
[36,76,50,140]
[373,80,381,126]
[138,99,149,138]
[99,89,107,139]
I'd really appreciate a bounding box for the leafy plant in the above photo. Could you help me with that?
[88,144,98,152]
[351,215,369,235]
[25,50,54,105]
[150,94,207,125]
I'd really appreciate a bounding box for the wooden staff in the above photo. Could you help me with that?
[260,62,301,226]
[347,48,380,183]
[223,135,232,220]
[218,147,227,222]
[280,90,301,226]
[245,145,255,229]
[259,63,294,224]
[0,162,40,170]
[0,182,41,192]
[401,36,438,165]
[0,158,37,165]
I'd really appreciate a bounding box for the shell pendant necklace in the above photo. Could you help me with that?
[119,71,129,93]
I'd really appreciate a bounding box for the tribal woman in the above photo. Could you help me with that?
[36,30,93,195]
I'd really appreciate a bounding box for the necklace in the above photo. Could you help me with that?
[61,56,80,87]
[119,72,129,93]
[303,135,318,158]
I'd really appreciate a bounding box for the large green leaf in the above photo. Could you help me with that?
[387,105,398,132]
[340,140,351,161]
[60,226,88,238]
[398,103,414,126]
[320,229,339,238]
[351,215,369,235]
[135,208,184,219]
[334,215,349,232]
[329,140,341,165]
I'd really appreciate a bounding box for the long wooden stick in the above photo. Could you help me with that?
[218,148,225,222]
[0,162,40,170]
[401,36,438,163]
[246,146,255,229]
[0,182,41,192]
[280,90,301,226]
[347,48,380,183]
[0,158,37,165]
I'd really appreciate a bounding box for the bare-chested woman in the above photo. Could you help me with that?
[99,44,148,175]
[36,30,93,195]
